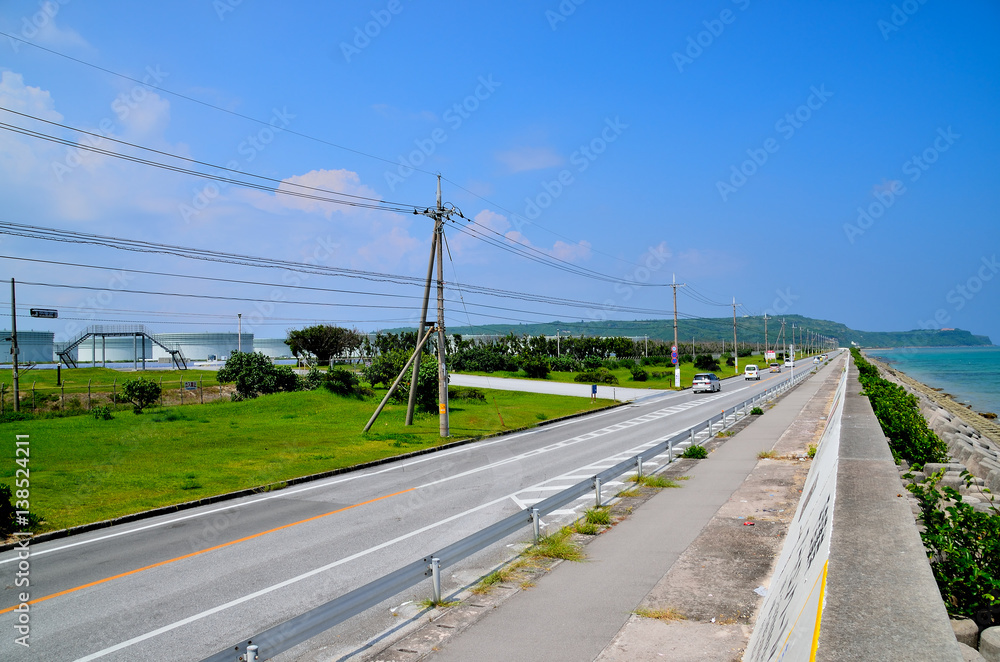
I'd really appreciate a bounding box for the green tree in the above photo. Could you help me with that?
[361,350,438,412]
[285,325,364,364]
[217,351,300,400]
[121,376,162,413]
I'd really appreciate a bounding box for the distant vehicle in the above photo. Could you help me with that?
[769,363,782,373]
[692,373,721,393]
[784,358,794,367]
[744,364,760,380]
[813,357,821,364]
[821,354,828,361]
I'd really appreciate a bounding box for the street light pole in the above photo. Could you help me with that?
[10,279,19,412]
[238,313,242,353]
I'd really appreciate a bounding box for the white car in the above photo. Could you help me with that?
[692,373,721,393]
[784,359,794,367]
[744,364,760,380]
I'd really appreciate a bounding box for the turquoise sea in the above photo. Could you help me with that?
[867,346,1000,416]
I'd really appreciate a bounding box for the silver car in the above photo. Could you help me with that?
[692,373,721,393]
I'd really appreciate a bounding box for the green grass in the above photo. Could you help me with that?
[0,388,613,531]
[634,606,686,622]
[757,450,778,459]
[0,367,225,392]
[628,474,682,488]
[527,527,586,561]
[584,506,612,525]
[680,445,708,459]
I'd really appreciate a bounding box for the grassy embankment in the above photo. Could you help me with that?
[0,386,613,532]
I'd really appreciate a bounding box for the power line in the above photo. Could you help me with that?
[0,30,438,177]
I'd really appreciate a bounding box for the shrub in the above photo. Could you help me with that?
[630,367,648,382]
[120,377,162,414]
[324,368,362,397]
[0,411,33,424]
[681,445,708,459]
[906,469,1000,619]
[448,387,486,401]
[217,351,301,400]
[750,406,764,415]
[92,405,114,420]
[679,353,693,364]
[694,354,720,371]
[0,484,42,535]
[549,356,582,372]
[618,358,636,370]
[582,356,603,371]
[574,368,619,384]
[361,351,438,412]
[518,354,551,379]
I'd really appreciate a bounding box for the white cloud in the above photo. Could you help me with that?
[495,146,563,173]
[248,168,381,219]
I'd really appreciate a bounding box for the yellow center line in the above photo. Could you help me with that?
[0,487,415,615]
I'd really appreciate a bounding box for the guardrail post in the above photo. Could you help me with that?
[430,557,442,604]
[635,455,643,480]
[245,644,258,661]
[531,508,540,543]
[594,476,603,507]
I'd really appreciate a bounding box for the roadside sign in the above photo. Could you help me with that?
[671,345,678,365]
[184,381,197,390]
[30,308,58,318]
[766,350,776,360]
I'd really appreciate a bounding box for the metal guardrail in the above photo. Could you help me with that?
[201,366,817,662]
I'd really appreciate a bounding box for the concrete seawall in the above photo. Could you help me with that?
[815,358,963,660]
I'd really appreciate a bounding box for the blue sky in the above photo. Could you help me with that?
[0,0,997,344]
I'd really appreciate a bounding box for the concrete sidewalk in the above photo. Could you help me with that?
[413,361,841,662]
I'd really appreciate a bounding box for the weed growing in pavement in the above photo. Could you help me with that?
[616,487,643,498]
[750,406,764,415]
[717,430,735,438]
[807,444,818,458]
[757,450,778,459]
[574,521,600,535]
[527,527,585,562]
[584,506,612,525]
[681,445,708,459]
[634,607,686,622]
[628,474,681,488]
[418,598,460,609]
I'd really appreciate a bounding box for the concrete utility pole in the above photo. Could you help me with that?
[732,297,740,375]
[670,274,686,388]
[404,175,460,436]
[10,279,19,412]
[763,313,769,357]
[238,313,242,353]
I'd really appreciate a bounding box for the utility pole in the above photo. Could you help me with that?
[237,313,242,353]
[670,274,686,388]
[791,323,796,360]
[763,313,769,358]
[10,279,19,412]
[403,175,460,436]
[732,297,740,375]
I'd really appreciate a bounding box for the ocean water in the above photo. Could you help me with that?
[867,346,1000,416]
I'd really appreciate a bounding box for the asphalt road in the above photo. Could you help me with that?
[0,358,830,662]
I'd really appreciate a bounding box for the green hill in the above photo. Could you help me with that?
[419,315,992,349]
